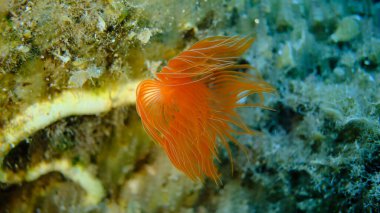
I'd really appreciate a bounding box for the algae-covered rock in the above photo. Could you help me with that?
[1,0,380,212]
[331,15,361,42]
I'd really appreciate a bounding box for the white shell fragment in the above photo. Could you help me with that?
[137,28,152,44]
[68,66,104,88]
[97,15,106,32]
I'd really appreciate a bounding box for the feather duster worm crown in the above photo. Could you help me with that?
[136,36,275,182]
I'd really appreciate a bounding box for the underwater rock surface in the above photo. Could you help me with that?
[0,0,379,212]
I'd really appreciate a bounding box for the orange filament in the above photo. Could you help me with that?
[136,36,275,182]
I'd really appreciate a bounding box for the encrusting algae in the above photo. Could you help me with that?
[136,36,275,182]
